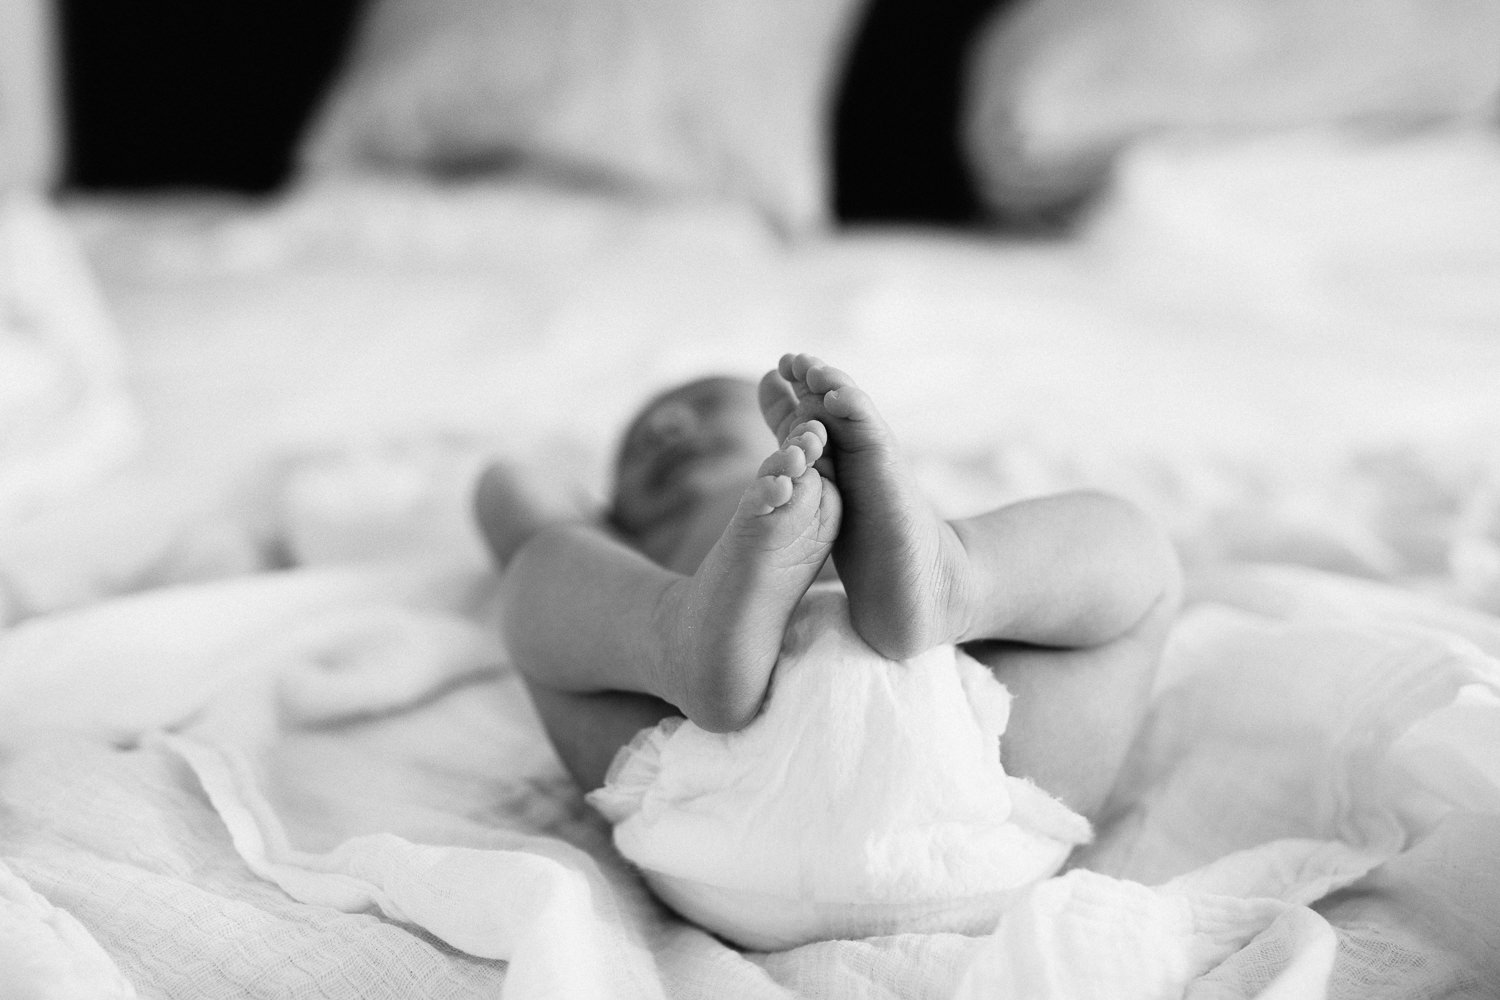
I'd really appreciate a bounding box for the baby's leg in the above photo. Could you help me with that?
[763,354,1177,651]
[526,685,680,792]
[501,426,839,739]
[474,460,593,567]
[762,353,1181,818]
[965,581,1178,819]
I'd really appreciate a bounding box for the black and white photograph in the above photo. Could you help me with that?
[2,1,1499,997]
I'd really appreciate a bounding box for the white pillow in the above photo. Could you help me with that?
[0,0,60,190]
[298,0,866,232]
[962,0,1500,219]
[0,197,138,532]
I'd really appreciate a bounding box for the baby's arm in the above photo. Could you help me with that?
[951,489,1180,649]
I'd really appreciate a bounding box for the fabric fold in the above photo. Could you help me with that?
[8,563,1496,999]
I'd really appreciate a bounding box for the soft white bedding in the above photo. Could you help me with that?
[3,561,1497,998]
[3,126,1500,998]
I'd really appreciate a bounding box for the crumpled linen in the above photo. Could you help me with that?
[0,736,516,1000]
[3,563,1499,999]
[0,857,137,1000]
[0,195,145,622]
[0,195,138,531]
[589,585,1092,950]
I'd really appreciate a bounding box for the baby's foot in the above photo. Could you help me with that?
[658,424,840,732]
[759,353,970,659]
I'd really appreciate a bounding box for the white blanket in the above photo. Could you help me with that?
[0,195,139,604]
[2,562,1497,999]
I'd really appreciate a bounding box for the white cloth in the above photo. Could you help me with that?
[0,195,138,531]
[0,858,137,1000]
[2,564,1499,999]
[588,585,1091,950]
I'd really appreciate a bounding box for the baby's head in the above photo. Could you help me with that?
[609,375,771,572]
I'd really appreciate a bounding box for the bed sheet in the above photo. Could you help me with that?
[2,560,1497,999]
[3,126,1500,998]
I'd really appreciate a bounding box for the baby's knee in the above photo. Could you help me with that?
[473,461,576,567]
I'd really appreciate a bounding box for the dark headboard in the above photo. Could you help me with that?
[58,0,1019,225]
[60,0,363,193]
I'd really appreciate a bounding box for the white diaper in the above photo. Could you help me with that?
[587,586,1091,950]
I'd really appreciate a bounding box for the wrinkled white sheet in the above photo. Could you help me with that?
[0,857,136,999]
[2,562,1497,999]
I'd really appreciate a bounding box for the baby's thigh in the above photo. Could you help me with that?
[524,682,679,793]
[965,601,1172,819]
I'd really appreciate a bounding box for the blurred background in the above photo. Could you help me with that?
[48,0,1015,224]
[9,0,1499,227]
[58,0,363,195]
[3,0,1499,617]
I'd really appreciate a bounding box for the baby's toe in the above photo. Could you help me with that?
[787,421,827,464]
[801,363,874,422]
[743,474,794,516]
[758,370,799,439]
[758,444,809,480]
[822,380,875,422]
[804,361,856,394]
[785,353,828,383]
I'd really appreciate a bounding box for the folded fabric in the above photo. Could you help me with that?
[0,195,138,533]
[589,585,1092,950]
[0,858,137,1000]
[141,589,664,1000]
[8,562,1497,999]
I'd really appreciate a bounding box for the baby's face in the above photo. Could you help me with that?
[611,377,769,555]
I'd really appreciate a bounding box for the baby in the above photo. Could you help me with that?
[475,353,1181,824]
